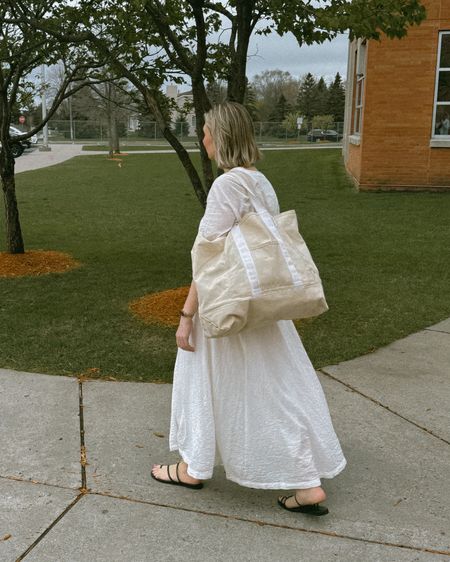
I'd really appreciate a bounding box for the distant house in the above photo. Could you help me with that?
[166,85,196,136]
[342,0,450,191]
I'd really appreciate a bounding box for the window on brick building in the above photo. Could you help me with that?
[433,32,450,137]
[353,40,367,136]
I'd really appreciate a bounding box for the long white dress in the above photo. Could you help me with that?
[169,167,347,489]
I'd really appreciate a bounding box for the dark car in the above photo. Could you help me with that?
[307,128,343,142]
[0,138,24,158]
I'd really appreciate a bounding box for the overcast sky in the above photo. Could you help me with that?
[246,31,350,83]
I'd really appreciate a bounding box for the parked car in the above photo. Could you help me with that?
[0,140,24,158]
[10,125,38,148]
[307,128,343,142]
[0,126,36,158]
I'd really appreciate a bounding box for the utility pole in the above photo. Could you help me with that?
[39,63,51,152]
[69,95,74,143]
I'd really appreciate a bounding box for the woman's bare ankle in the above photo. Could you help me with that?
[179,461,201,483]
[295,486,326,505]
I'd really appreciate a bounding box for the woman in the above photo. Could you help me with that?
[151,102,346,516]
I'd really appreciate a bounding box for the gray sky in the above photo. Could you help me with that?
[247,32,350,83]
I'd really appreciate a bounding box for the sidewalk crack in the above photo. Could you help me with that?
[92,490,450,557]
[319,368,450,446]
[15,493,85,561]
[78,377,89,493]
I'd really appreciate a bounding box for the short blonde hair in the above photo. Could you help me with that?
[204,102,261,169]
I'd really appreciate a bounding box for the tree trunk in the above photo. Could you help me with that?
[192,78,214,193]
[227,1,255,103]
[111,116,120,154]
[1,151,25,254]
[107,83,120,155]
[0,95,25,254]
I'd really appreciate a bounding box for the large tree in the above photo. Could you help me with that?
[12,0,427,210]
[296,72,318,127]
[252,69,299,121]
[0,1,110,253]
[315,77,329,116]
[327,72,346,124]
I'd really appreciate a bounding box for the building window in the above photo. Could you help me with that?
[433,31,450,137]
[353,40,367,135]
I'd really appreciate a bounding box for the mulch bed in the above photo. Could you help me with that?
[129,286,190,327]
[0,250,82,278]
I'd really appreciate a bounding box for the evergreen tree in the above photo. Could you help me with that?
[315,77,329,116]
[296,73,317,128]
[269,94,291,122]
[327,72,346,125]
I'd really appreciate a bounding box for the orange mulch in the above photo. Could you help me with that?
[129,286,190,327]
[0,250,82,278]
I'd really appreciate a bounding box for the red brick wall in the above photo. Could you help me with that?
[348,0,450,191]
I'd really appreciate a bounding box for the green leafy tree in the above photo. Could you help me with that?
[312,114,335,130]
[283,111,302,132]
[0,2,109,254]
[21,0,427,209]
[251,69,298,122]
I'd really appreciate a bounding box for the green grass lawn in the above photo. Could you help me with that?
[1,149,449,382]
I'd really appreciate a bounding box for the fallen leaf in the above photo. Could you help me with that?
[1,534,12,542]
[153,432,165,438]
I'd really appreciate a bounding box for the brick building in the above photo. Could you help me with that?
[342,0,450,191]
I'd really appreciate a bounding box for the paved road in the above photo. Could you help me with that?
[1,318,449,561]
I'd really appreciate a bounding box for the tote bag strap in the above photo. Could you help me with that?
[228,170,305,288]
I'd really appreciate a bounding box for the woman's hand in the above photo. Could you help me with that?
[176,316,195,352]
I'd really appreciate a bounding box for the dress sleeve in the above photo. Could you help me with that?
[198,174,249,240]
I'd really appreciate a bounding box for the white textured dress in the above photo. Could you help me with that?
[169,167,347,489]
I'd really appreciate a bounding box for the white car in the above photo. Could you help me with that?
[10,125,38,147]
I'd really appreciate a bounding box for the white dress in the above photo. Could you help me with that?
[169,167,347,489]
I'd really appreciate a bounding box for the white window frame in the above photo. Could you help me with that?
[431,31,450,141]
[353,40,367,136]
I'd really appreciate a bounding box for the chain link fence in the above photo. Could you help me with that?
[30,120,344,145]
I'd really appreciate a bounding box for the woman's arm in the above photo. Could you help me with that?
[176,280,198,352]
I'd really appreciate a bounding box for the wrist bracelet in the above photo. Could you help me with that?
[180,310,195,318]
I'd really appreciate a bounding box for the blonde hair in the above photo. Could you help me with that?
[204,102,261,169]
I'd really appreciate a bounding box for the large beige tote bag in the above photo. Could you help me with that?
[192,170,328,338]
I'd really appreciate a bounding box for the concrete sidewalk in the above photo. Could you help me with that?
[1,319,449,561]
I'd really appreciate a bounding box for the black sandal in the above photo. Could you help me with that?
[151,462,204,490]
[278,494,329,516]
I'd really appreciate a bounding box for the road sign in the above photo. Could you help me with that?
[19,115,26,124]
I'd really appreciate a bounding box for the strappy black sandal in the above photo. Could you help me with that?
[151,462,204,490]
[278,494,329,516]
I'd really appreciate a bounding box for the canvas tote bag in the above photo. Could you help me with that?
[191,170,328,338]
